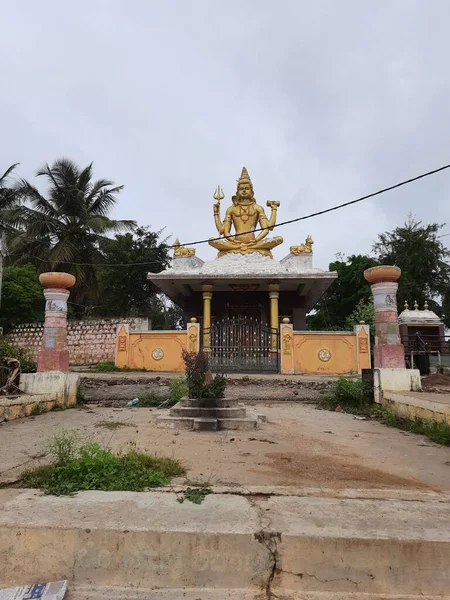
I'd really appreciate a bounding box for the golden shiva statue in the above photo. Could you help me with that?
[208,167,283,258]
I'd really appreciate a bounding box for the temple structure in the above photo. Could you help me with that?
[135,167,370,374]
[115,168,370,374]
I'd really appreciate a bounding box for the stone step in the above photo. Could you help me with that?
[156,416,193,430]
[1,490,449,598]
[180,397,239,408]
[170,406,247,419]
[193,418,218,431]
[218,417,259,431]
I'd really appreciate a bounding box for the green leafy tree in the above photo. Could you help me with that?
[373,216,450,324]
[308,254,379,330]
[344,298,375,340]
[0,263,44,331]
[97,226,182,328]
[11,159,135,305]
[0,163,22,308]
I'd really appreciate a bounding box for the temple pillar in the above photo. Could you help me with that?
[202,284,213,352]
[364,266,405,368]
[37,272,76,372]
[268,283,280,352]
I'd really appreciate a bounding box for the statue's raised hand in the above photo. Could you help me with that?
[266,200,280,209]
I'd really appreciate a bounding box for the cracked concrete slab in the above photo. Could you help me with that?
[0,490,449,598]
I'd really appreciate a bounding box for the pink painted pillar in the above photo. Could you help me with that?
[37,272,76,372]
[364,265,405,369]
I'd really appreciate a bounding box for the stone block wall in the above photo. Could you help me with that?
[8,318,149,366]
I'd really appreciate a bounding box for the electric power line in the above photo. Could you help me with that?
[16,163,450,268]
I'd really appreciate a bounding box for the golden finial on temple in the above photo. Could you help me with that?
[414,300,419,311]
[173,238,196,258]
[424,300,429,310]
[404,300,409,310]
[290,235,314,255]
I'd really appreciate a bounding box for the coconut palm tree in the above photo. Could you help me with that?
[0,163,22,308]
[13,158,136,305]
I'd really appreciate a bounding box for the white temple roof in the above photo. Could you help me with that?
[166,252,326,276]
[398,308,443,325]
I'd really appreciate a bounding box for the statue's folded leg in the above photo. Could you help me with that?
[208,238,236,252]
[251,236,284,251]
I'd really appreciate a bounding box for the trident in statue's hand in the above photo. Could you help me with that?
[213,185,224,214]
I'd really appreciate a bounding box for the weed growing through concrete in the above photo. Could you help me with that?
[138,392,174,408]
[320,377,370,412]
[177,487,213,505]
[378,410,450,446]
[169,376,189,402]
[95,420,136,430]
[93,361,146,372]
[30,402,46,416]
[318,377,450,446]
[22,430,185,495]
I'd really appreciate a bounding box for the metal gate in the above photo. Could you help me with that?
[203,316,279,373]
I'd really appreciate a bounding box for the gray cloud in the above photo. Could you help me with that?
[1,0,449,269]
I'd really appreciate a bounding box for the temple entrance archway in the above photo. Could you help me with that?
[204,316,279,373]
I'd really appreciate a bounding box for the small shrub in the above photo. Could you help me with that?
[93,361,122,372]
[182,350,226,403]
[169,376,189,402]
[321,377,370,412]
[93,361,146,372]
[45,429,82,464]
[138,392,172,407]
[0,335,36,375]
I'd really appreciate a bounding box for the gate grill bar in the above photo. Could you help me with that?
[202,316,279,373]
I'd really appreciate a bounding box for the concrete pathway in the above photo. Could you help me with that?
[1,403,450,490]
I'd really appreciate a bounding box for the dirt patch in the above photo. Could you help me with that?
[422,373,450,392]
[262,450,425,489]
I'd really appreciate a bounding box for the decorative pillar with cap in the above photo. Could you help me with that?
[268,282,280,353]
[363,265,405,369]
[201,284,213,352]
[37,272,76,372]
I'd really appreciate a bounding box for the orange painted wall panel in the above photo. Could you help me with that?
[293,333,358,374]
[126,332,187,372]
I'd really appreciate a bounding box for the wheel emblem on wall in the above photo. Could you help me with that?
[318,348,331,362]
[152,348,164,361]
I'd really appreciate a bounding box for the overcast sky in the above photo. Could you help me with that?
[2,0,450,269]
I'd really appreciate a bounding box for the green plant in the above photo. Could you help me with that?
[95,421,135,430]
[321,376,370,412]
[138,392,173,408]
[177,487,213,505]
[30,402,45,416]
[182,350,226,403]
[45,429,82,464]
[169,376,188,403]
[93,361,122,372]
[22,433,185,495]
[378,410,450,446]
[76,385,85,405]
[93,361,146,372]
[0,335,36,374]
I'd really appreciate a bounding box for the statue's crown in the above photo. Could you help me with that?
[237,166,253,188]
